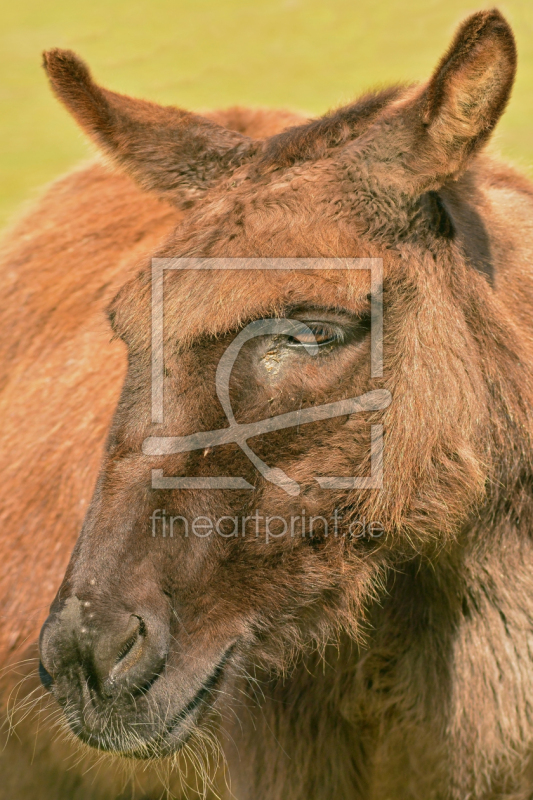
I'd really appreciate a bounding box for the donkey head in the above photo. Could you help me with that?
[39,11,525,758]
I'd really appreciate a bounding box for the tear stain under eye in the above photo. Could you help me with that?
[260,341,293,375]
[260,328,341,374]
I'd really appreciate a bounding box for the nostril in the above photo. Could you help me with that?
[110,615,146,678]
[39,660,54,691]
[39,603,169,700]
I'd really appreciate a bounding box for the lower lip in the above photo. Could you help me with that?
[75,643,237,757]
[155,643,236,748]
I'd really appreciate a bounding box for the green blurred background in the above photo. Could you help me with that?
[1,0,532,228]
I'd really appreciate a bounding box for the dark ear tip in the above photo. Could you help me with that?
[484,7,510,24]
[465,8,508,26]
[42,48,92,86]
[484,8,515,39]
[464,7,515,44]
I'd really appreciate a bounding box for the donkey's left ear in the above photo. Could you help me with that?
[415,9,516,183]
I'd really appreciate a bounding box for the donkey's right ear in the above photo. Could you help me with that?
[43,49,257,208]
[412,9,516,186]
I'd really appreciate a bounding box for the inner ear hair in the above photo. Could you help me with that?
[420,9,516,168]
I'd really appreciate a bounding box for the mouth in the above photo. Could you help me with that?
[70,643,236,759]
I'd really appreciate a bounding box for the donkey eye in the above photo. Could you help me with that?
[286,322,343,348]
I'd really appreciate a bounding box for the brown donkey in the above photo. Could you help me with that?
[2,9,533,799]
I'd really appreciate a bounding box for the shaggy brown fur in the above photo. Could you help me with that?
[2,8,533,799]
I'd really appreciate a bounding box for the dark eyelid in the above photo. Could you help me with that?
[281,309,371,351]
[285,321,342,347]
